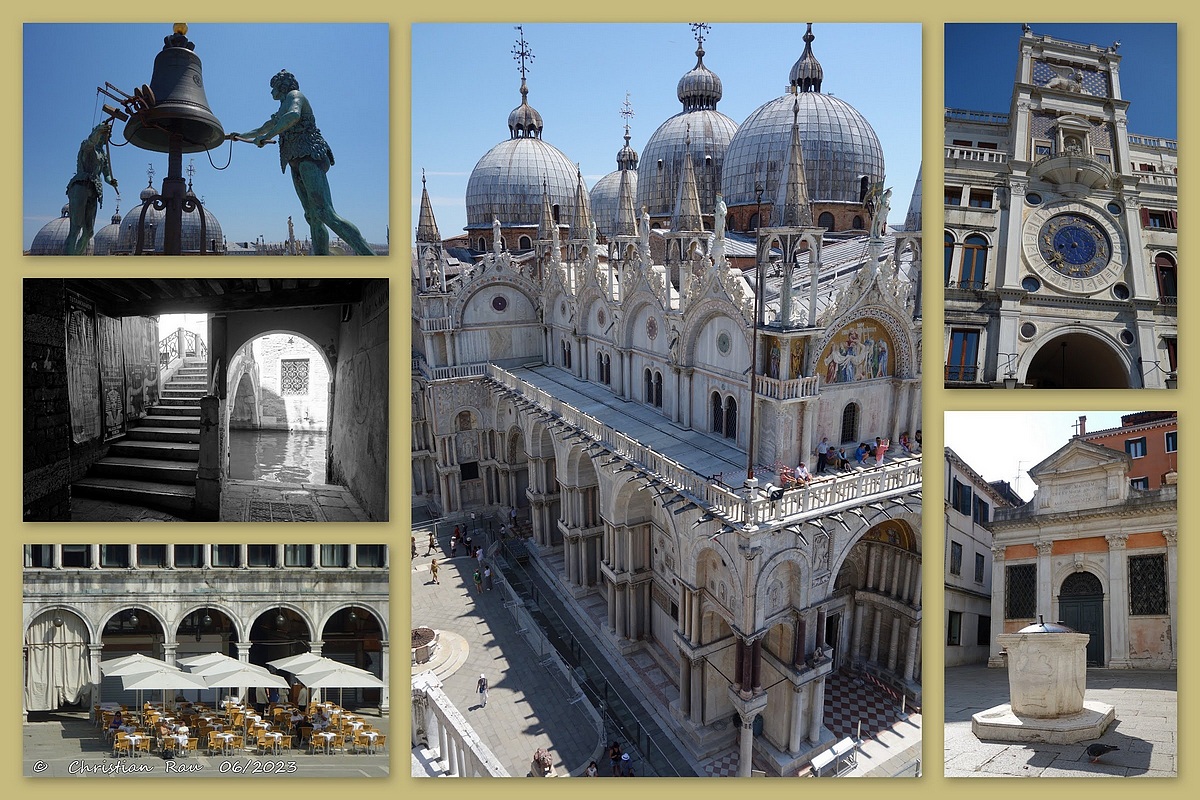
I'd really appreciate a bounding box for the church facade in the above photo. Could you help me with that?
[944,26,1177,388]
[413,24,922,776]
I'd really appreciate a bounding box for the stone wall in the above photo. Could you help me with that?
[24,280,72,520]
[250,334,331,431]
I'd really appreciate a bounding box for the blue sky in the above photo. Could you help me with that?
[945,23,1177,139]
[23,23,389,251]
[945,411,1132,499]
[412,23,922,240]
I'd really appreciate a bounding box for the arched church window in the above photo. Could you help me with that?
[818,211,835,231]
[478,237,486,252]
[711,392,723,435]
[455,411,474,432]
[724,396,738,440]
[853,215,864,230]
[840,403,859,444]
[653,371,663,408]
[960,234,988,290]
[519,235,532,250]
[603,354,611,385]
[644,368,653,405]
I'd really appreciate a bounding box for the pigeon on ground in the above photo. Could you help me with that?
[1085,743,1120,763]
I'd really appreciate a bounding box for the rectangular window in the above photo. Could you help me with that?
[1005,563,1037,619]
[950,541,963,576]
[247,545,276,568]
[212,545,239,568]
[62,545,90,568]
[321,545,350,568]
[285,545,313,567]
[1129,554,1168,615]
[972,495,990,524]
[1165,431,1177,453]
[137,545,167,568]
[25,545,53,567]
[460,461,480,481]
[977,615,991,646]
[101,545,130,569]
[174,545,203,568]
[977,142,998,150]
[950,477,972,515]
[1156,263,1177,303]
[1130,477,1150,490]
[975,552,986,584]
[356,545,387,568]
[947,611,962,646]
[280,358,310,395]
[1097,152,1112,164]
[1125,437,1147,458]
[944,186,962,206]
[1035,143,1052,156]
[968,189,993,208]
[946,330,980,382]
[1147,211,1170,228]
[952,139,973,147]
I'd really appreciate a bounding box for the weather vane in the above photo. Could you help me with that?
[512,25,534,82]
[690,23,710,48]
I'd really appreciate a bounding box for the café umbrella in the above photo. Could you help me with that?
[119,664,210,713]
[295,662,384,708]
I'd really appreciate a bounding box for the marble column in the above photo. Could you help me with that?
[869,608,882,663]
[737,711,755,778]
[807,678,826,743]
[1105,533,1130,667]
[1164,528,1178,668]
[1035,540,1054,620]
[788,683,808,753]
[679,655,692,717]
[886,613,901,671]
[903,620,919,682]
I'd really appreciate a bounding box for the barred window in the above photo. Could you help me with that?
[1129,554,1168,615]
[1005,564,1037,619]
[281,358,310,395]
[950,541,963,575]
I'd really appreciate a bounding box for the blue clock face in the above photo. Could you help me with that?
[1037,214,1111,278]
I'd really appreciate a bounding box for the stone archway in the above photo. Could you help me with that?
[25,608,91,712]
[1025,331,1130,388]
[1059,571,1105,666]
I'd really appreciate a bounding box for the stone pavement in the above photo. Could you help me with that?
[69,479,370,522]
[409,525,600,777]
[23,710,389,778]
[944,665,1176,777]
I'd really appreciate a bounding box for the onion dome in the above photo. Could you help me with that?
[465,30,583,233]
[722,24,884,210]
[789,23,824,92]
[93,205,124,255]
[637,25,737,220]
[116,180,166,254]
[591,115,640,239]
[29,204,93,255]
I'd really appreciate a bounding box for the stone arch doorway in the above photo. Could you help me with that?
[227,332,332,484]
[1059,571,1105,666]
[1025,332,1129,389]
[25,608,91,712]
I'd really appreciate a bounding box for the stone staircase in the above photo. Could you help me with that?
[71,358,207,516]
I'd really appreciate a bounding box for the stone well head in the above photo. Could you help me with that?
[996,616,1090,718]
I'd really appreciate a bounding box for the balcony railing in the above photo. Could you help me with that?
[754,373,821,401]
[945,108,1010,125]
[1128,134,1177,151]
[944,145,1008,164]
[945,280,989,292]
[431,364,488,381]
[412,675,508,776]
[1132,170,1178,189]
[158,327,207,366]
[420,316,453,333]
[945,364,979,382]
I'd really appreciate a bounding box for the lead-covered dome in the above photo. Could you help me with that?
[591,124,639,239]
[637,30,737,220]
[722,25,884,209]
[29,204,93,255]
[466,75,584,231]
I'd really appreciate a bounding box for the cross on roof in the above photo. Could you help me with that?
[690,22,709,48]
[512,25,534,82]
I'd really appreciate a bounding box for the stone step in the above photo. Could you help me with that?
[159,390,207,400]
[108,439,200,462]
[156,396,204,407]
[139,414,201,428]
[149,404,202,416]
[72,476,194,513]
[125,426,201,443]
[88,456,197,485]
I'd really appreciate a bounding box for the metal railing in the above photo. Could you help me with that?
[158,327,208,366]
[944,364,978,382]
[944,108,1009,125]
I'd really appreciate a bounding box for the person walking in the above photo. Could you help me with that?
[476,674,488,708]
[429,558,440,585]
[450,530,458,557]
[472,568,483,593]
[608,741,623,776]
[411,536,417,560]
[425,531,436,556]
[483,564,493,591]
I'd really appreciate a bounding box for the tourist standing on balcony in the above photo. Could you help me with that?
[816,437,830,473]
[874,437,890,467]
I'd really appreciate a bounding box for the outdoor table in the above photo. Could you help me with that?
[347,720,365,732]
[314,731,336,754]
[125,734,144,756]
[263,731,283,754]
[214,732,236,755]
[360,730,379,754]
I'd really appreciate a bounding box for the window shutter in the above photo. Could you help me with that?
[1140,207,1151,227]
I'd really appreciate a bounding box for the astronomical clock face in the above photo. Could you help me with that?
[1037,213,1111,278]
[1022,202,1124,295]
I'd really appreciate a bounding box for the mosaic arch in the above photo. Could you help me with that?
[817,318,895,384]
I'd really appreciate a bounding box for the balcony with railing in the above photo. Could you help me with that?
[1132,170,1178,189]
[420,316,454,333]
[944,145,1008,164]
[1029,153,1113,189]
[945,108,1010,126]
[754,373,821,401]
[944,364,979,383]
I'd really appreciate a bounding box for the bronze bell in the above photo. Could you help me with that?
[124,24,224,153]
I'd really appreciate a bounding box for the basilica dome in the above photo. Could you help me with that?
[92,208,123,255]
[466,80,584,232]
[29,204,92,255]
[722,25,884,210]
[591,126,639,239]
[636,35,737,221]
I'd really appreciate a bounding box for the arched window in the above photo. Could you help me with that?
[561,339,572,369]
[960,234,988,290]
[552,205,561,224]
[1060,571,1103,597]
[944,232,956,285]
[748,212,759,231]
[818,211,835,231]
[644,368,653,404]
[518,235,532,250]
[724,396,738,440]
[853,215,864,230]
[477,237,486,252]
[603,354,611,385]
[711,392,724,435]
[597,351,605,383]
[653,371,663,408]
[455,411,474,432]
[840,403,859,444]
[1155,253,1177,302]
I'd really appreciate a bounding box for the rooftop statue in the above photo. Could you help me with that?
[229,70,374,255]
[65,122,119,255]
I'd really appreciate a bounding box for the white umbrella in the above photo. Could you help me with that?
[177,653,233,668]
[120,665,211,715]
[266,653,324,672]
[297,662,384,708]
[291,657,375,678]
[100,654,167,710]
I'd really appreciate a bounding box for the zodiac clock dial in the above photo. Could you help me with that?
[1037,213,1111,278]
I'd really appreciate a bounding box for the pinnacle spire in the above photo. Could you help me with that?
[671,126,705,232]
[570,165,592,239]
[416,169,442,243]
[773,98,813,227]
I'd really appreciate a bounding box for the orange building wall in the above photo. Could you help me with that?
[1084,421,1177,489]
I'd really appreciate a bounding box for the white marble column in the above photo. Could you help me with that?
[1035,540,1054,620]
[1105,533,1130,667]
[1165,528,1178,668]
[988,545,1006,665]
[807,678,826,743]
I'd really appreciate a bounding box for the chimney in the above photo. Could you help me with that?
[1078,415,1086,435]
